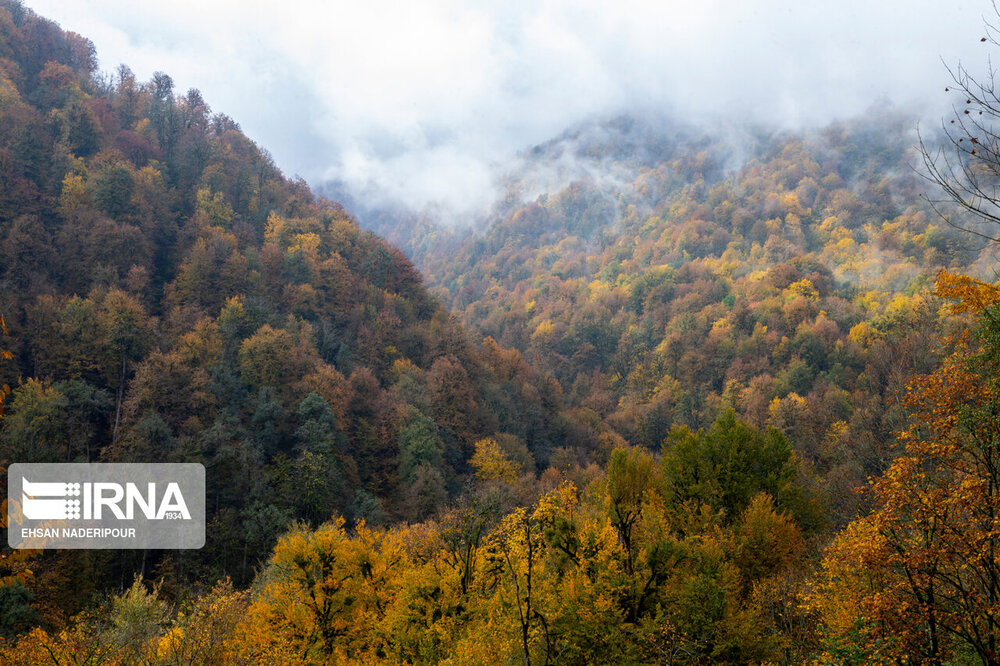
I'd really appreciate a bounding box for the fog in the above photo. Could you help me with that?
[23,0,992,218]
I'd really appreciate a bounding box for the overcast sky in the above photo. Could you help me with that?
[22,0,993,214]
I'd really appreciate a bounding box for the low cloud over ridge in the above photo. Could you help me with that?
[24,0,990,216]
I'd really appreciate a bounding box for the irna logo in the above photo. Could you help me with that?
[21,478,191,521]
[8,463,205,550]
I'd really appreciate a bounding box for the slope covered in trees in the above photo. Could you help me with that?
[6,1,1000,663]
[378,113,990,520]
[3,271,995,664]
[0,0,573,624]
[0,423,827,664]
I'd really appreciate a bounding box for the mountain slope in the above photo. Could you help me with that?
[0,0,572,616]
[371,113,988,519]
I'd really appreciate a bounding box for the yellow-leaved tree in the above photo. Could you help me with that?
[812,271,1000,664]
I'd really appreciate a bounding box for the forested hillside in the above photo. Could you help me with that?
[380,113,987,520]
[4,0,1000,663]
[0,0,571,623]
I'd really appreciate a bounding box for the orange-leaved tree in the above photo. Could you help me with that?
[811,271,1000,664]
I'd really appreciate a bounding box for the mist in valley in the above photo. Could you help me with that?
[22,0,991,226]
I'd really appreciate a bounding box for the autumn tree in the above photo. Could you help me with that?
[483,506,547,665]
[813,272,1000,664]
[95,288,154,445]
[604,445,657,577]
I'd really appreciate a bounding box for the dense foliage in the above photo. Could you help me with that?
[1,420,825,664]
[4,1,1000,663]
[812,273,1000,664]
[388,114,986,522]
[0,0,572,623]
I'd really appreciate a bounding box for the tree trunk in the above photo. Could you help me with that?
[112,352,125,446]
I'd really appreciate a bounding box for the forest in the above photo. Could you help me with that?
[2,0,1000,663]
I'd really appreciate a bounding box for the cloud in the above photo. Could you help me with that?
[23,0,992,216]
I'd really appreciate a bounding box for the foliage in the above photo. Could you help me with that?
[391,114,980,525]
[0,0,570,623]
[811,272,1000,664]
[3,1,1000,661]
[1,414,820,664]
